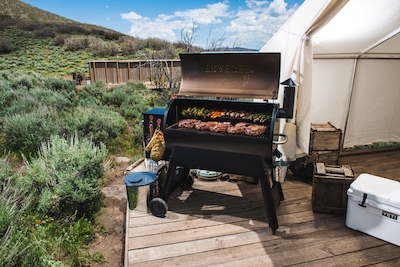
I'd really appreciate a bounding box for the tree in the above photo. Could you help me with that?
[180,20,199,53]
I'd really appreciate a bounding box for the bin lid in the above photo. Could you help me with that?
[142,108,166,116]
[348,173,400,208]
[124,172,157,187]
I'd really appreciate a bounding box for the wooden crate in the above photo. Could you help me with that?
[310,123,342,151]
[312,163,355,215]
[311,150,340,165]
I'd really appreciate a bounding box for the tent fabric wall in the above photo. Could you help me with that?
[261,0,400,156]
[311,58,354,129]
[344,59,400,147]
[260,0,347,156]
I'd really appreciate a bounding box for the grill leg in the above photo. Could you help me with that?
[159,163,177,201]
[259,163,280,234]
[159,163,191,202]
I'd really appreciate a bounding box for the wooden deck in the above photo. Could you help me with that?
[125,147,400,266]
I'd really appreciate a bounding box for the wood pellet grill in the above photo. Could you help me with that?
[148,52,296,233]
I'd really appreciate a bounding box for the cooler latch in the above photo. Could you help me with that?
[358,193,368,207]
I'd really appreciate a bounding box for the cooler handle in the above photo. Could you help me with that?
[358,193,368,207]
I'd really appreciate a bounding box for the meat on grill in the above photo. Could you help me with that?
[245,124,267,136]
[209,122,232,133]
[178,119,201,129]
[177,119,267,136]
[227,122,248,134]
[195,121,218,131]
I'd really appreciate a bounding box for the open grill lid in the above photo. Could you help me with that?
[178,52,281,100]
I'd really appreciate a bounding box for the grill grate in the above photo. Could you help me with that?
[169,124,271,139]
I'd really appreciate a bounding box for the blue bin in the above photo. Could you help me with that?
[124,172,157,210]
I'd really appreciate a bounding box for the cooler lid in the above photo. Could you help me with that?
[178,52,281,99]
[348,173,400,208]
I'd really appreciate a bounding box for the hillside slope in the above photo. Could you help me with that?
[0,0,73,22]
[0,0,197,78]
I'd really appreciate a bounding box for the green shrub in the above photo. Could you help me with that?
[53,35,66,46]
[89,40,119,57]
[35,28,56,38]
[2,108,60,155]
[145,37,171,50]
[8,72,45,90]
[31,215,95,266]
[101,82,150,119]
[120,36,139,56]
[31,88,74,112]
[62,106,128,146]
[0,155,13,188]
[75,89,101,108]
[81,80,105,100]
[0,38,15,54]
[20,135,108,219]
[44,77,76,91]
[56,23,89,35]
[63,35,87,51]
[0,182,34,267]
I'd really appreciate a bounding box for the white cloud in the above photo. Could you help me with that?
[174,2,230,25]
[120,0,299,49]
[226,0,297,48]
[120,3,230,43]
[120,11,143,21]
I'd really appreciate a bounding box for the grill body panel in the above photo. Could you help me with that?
[164,98,280,159]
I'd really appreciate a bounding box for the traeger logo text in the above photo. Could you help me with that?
[205,64,253,74]
[382,210,398,220]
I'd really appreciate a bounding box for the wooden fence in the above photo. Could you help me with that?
[88,59,181,88]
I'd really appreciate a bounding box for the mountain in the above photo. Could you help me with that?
[0,0,73,23]
[0,0,123,36]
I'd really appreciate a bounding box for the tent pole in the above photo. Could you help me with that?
[342,58,358,148]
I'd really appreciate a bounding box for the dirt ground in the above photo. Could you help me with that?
[89,156,136,267]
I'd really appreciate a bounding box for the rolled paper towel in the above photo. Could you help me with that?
[279,122,297,161]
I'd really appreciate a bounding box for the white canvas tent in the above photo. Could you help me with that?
[260,0,400,158]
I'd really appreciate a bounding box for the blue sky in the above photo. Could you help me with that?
[22,0,304,49]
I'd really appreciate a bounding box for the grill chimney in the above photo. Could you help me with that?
[278,78,297,119]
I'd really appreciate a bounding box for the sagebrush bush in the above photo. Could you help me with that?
[34,27,56,38]
[0,155,13,188]
[63,35,87,51]
[2,108,60,155]
[0,38,15,54]
[0,74,76,120]
[100,82,150,128]
[81,80,105,99]
[8,71,45,90]
[57,23,89,35]
[0,181,36,267]
[20,135,108,219]
[119,36,138,56]
[44,77,76,92]
[31,88,74,112]
[53,34,66,46]
[89,39,118,57]
[62,106,127,146]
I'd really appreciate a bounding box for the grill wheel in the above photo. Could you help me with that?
[148,197,168,218]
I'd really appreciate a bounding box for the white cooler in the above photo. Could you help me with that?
[346,173,400,246]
